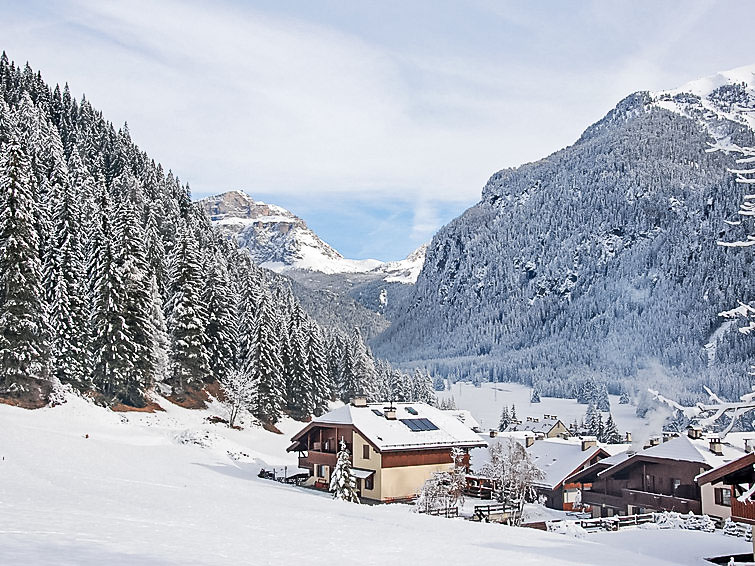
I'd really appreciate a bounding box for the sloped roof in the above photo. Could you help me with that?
[696,452,755,485]
[292,403,487,452]
[507,419,563,435]
[596,435,747,479]
[444,409,482,432]
[526,439,608,490]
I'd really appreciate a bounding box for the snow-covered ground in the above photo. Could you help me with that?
[438,381,647,439]
[1,394,748,565]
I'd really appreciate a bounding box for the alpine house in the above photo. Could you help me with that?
[287,398,487,502]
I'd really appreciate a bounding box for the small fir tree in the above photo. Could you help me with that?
[329,439,360,503]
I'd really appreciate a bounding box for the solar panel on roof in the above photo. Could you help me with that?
[405,407,418,415]
[399,418,438,432]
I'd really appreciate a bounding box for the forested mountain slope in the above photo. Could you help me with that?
[0,54,433,417]
[374,70,755,404]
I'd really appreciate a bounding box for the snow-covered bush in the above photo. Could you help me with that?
[654,511,715,532]
[548,521,587,538]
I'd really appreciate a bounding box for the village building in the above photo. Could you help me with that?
[525,437,610,510]
[506,415,570,439]
[567,430,746,519]
[287,399,487,502]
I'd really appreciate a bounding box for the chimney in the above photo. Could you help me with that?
[351,396,367,407]
[745,439,755,454]
[687,426,703,440]
[624,431,632,443]
[525,436,535,448]
[644,436,661,449]
[709,437,723,456]
[581,437,597,451]
[526,416,533,422]
[489,430,498,438]
[384,407,397,420]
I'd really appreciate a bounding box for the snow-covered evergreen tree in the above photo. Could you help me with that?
[167,223,210,394]
[0,124,48,394]
[329,438,360,503]
[246,294,284,424]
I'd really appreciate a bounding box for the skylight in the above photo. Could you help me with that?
[405,407,418,415]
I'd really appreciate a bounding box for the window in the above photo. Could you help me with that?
[715,487,732,506]
[365,475,374,490]
[672,478,681,494]
[363,444,370,460]
[317,464,327,478]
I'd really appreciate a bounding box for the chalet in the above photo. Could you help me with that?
[287,399,487,502]
[697,448,755,525]
[525,437,610,510]
[567,431,746,518]
[507,415,569,439]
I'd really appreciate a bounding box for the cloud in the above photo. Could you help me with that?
[1,0,753,259]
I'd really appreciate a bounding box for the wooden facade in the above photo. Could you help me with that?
[698,452,755,525]
[578,455,707,517]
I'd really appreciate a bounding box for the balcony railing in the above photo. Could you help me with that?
[582,488,701,514]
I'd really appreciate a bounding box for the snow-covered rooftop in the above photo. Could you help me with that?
[442,409,482,432]
[308,402,487,452]
[525,439,605,490]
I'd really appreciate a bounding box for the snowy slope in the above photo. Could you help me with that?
[371,243,428,284]
[0,395,747,565]
[652,64,755,136]
[199,190,382,274]
[199,191,428,281]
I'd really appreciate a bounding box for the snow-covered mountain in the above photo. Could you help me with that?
[199,190,427,282]
[373,64,755,400]
[651,64,755,136]
[199,190,382,274]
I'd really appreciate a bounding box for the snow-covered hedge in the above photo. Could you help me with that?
[653,511,715,532]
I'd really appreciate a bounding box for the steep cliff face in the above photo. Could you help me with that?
[199,191,383,274]
[373,66,755,399]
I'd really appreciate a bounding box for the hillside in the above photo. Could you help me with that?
[373,65,755,403]
[199,190,427,320]
[0,395,745,565]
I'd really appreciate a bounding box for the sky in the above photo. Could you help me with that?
[1,0,754,260]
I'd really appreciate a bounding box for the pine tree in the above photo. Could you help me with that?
[510,404,517,423]
[89,187,136,404]
[45,143,88,388]
[114,192,156,398]
[0,125,49,394]
[603,413,622,443]
[307,321,331,416]
[167,223,210,394]
[203,250,237,382]
[287,323,314,420]
[530,387,541,403]
[329,439,360,503]
[245,294,284,424]
[498,405,511,432]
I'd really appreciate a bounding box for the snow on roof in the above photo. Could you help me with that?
[443,409,482,432]
[507,418,563,435]
[525,439,604,490]
[597,435,748,478]
[311,403,487,452]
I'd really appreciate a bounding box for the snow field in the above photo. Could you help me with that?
[0,394,749,565]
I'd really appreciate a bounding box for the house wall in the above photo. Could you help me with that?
[701,482,731,521]
[351,431,381,501]
[546,421,569,439]
[380,462,455,501]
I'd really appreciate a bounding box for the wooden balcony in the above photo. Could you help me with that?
[731,498,755,525]
[622,488,701,514]
[301,451,337,468]
[582,488,701,514]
